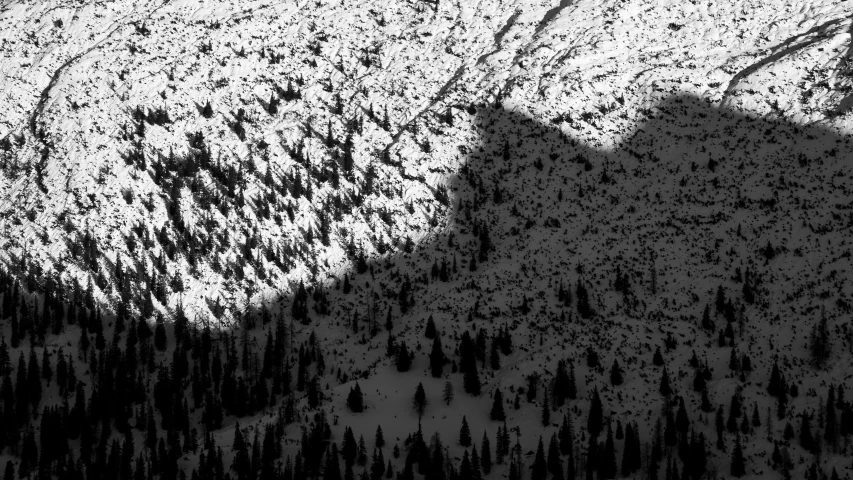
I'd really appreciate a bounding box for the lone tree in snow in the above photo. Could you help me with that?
[443,381,454,406]
[413,382,427,418]
[347,383,364,412]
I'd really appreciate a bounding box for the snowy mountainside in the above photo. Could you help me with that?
[0,0,852,479]
[0,0,851,321]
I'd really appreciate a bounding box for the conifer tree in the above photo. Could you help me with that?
[459,450,472,480]
[413,383,427,418]
[463,362,480,396]
[489,339,500,370]
[481,432,492,474]
[652,346,664,366]
[347,383,364,413]
[154,313,167,351]
[490,389,506,421]
[609,359,623,386]
[587,387,603,437]
[530,437,547,480]
[547,434,561,476]
[429,336,444,378]
[425,316,436,339]
[660,367,671,396]
[342,427,357,466]
[459,416,471,447]
[470,444,481,480]
[808,308,831,369]
[396,342,412,372]
[567,361,577,400]
[825,387,838,448]
[602,422,616,479]
[541,390,551,426]
[443,381,454,406]
[375,425,385,449]
[800,413,814,452]
[730,433,745,477]
[553,360,570,406]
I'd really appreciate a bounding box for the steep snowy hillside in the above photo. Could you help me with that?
[1,0,852,321]
[0,0,852,479]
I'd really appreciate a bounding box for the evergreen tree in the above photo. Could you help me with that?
[541,389,551,426]
[730,433,745,477]
[660,367,671,396]
[425,316,436,339]
[459,450,472,480]
[375,425,385,449]
[481,432,492,475]
[429,336,444,378]
[553,360,570,406]
[800,414,814,452]
[463,362,480,396]
[809,309,831,369]
[490,389,506,421]
[347,383,364,413]
[547,434,561,476]
[609,359,623,386]
[459,416,471,447]
[602,422,616,479]
[530,437,547,480]
[443,381,454,406]
[652,347,664,366]
[470,444,482,480]
[154,313,167,351]
[342,427,357,466]
[396,342,412,372]
[413,383,427,418]
[576,283,591,319]
[587,388,603,437]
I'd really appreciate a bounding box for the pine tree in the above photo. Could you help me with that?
[489,339,500,370]
[413,383,427,418]
[481,432,492,475]
[396,342,412,372]
[541,390,551,426]
[587,388,603,437]
[825,386,838,448]
[652,347,664,366]
[375,425,385,449]
[470,443,482,480]
[660,367,671,396]
[553,360,570,406]
[443,381,454,406]
[429,336,444,378]
[154,313,167,351]
[490,389,506,421]
[730,433,745,477]
[547,434,561,476]
[459,450,472,480]
[567,361,577,400]
[602,422,616,479]
[531,436,547,480]
[342,427,357,466]
[809,308,831,369]
[425,316,436,338]
[609,359,623,386]
[463,362,480,396]
[459,416,471,447]
[800,414,814,452]
[347,383,364,412]
[729,347,740,371]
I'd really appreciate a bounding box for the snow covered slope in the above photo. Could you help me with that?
[0,0,851,320]
[1,0,853,478]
